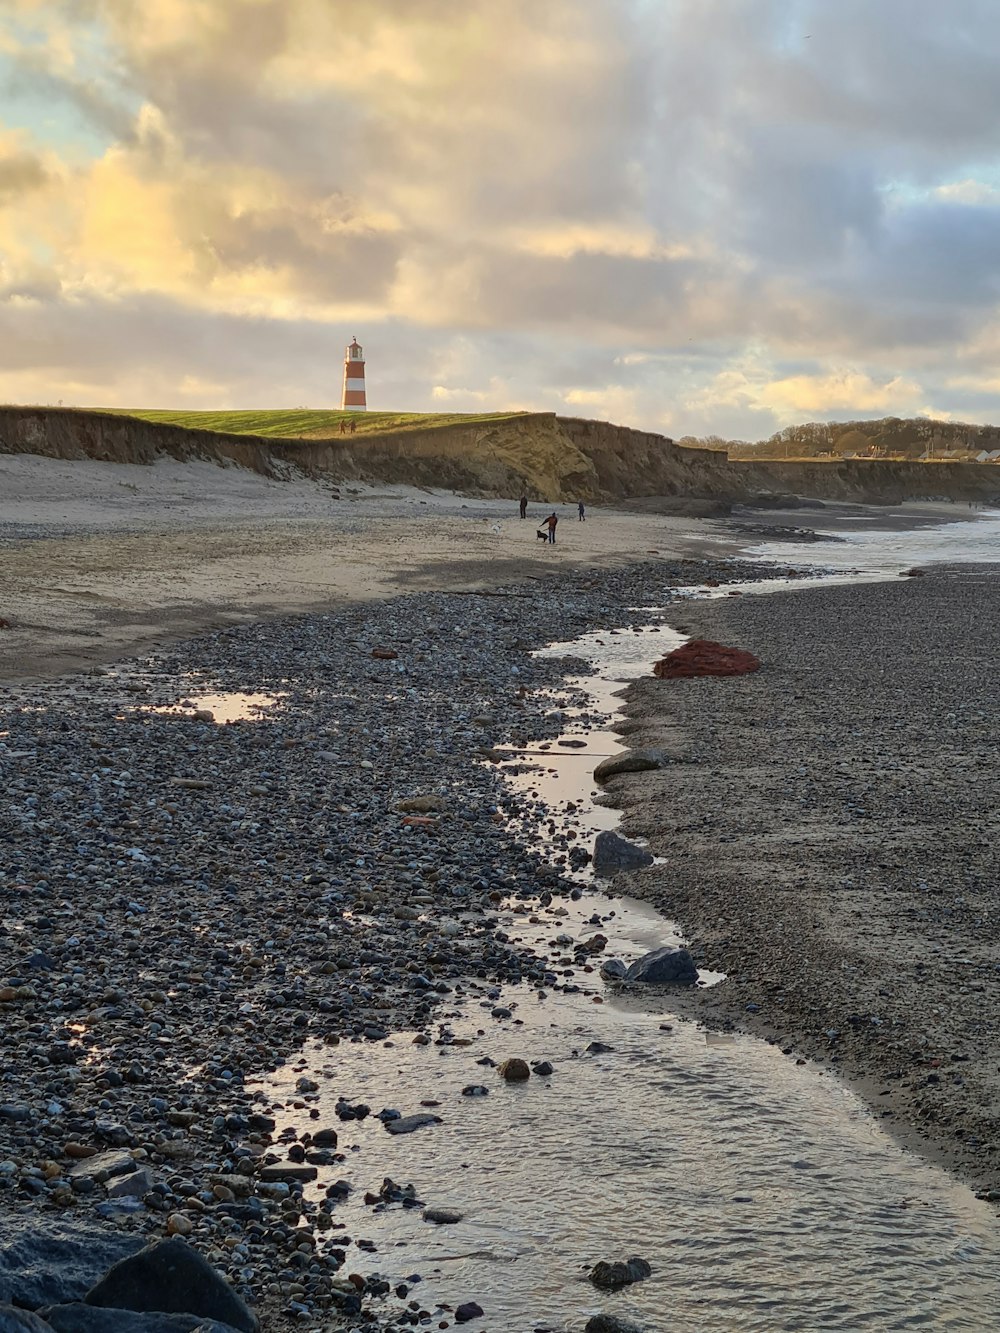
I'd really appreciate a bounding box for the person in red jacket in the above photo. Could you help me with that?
[546,512,558,544]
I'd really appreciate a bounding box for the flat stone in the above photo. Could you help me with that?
[422,1207,463,1224]
[593,749,665,782]
[383,1113,442,1135]
[257,1164,317,1183]
[69,1151,138,1182]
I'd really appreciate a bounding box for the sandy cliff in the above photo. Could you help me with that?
[2,405,1000,505]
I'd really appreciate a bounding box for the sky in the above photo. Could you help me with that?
[3,0,1000,440]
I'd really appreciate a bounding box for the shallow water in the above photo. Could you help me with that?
[743,505,1000,574]
[259,551,1000,1332]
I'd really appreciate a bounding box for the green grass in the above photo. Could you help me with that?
[106,408,529,440]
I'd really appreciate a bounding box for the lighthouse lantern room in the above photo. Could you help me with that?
[341,337,367,411]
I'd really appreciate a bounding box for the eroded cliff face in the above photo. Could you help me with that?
[2,406,1000,506]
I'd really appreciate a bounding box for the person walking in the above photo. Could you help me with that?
[578,500,586,521]
[546,511,558,544]
[519,494,528,519]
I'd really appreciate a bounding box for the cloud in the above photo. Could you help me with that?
[5,0,1000,436]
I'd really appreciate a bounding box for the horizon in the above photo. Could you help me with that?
[3,2,1000,437]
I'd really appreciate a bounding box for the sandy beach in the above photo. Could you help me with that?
[615,569,1000,1198]
[0,454,723,682]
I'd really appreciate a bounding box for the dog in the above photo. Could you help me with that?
[536,528,550,542]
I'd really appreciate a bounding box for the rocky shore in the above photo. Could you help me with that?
[614,566,1000,1200]
[0,556,770,1333]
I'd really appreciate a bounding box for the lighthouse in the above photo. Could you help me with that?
[341,337,367,411]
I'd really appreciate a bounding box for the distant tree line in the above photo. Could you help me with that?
[676,417,1000,462]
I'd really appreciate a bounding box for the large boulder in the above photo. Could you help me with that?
[84,1239,257,1333]
[592,831,654,876]
[593,750,666,782]
[652,640,760,679]
[624,947,698,986]
[0,1307,55,1333]
[43,1306,242,1332]
[0,1219,144,1311]
[585,1316,644,1333]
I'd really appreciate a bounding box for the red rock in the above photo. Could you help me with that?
[371,647,398,659]
[652,639,761,679]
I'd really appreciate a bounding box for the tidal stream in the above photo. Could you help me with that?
[258,541,1000,1331]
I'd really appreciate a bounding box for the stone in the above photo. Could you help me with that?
[106,1168,154,1200]
[42,1305,244,1332]
[652,639,760,678]
[588,1257,652,1290]
[0,1218,144,1311]
[600,959,627,981]
[593,750,666,782]
[584,1317,644,1333]
[383,1113,442,1135]
[454,1303,484,1324]
[69,1151,138,1182]
[165,1216,192,1238]
[624,947,699,986]
[422,1207,463,1224]
[497,1058,530,1082]
[84,1238,258,1333]
[257,1164,317,1183]
[592,831,654,876]
[0,1307,55,1333]
[531,1061,554,1076]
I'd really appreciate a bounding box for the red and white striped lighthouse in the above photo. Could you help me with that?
[341,337,367,411]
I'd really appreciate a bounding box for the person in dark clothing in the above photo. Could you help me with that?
[546,512,558,544]
[519,494,528,519]
[578,501,586,521]
[350,419,357,434]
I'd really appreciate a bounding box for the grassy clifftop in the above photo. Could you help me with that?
[113,408,527,439]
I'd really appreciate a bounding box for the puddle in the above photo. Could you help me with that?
[257,588,1000,1331]
[139,690,285,723]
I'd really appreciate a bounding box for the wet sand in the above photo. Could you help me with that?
[613,567,1000,1199]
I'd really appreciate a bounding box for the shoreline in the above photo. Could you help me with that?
[609,567,1000,1202]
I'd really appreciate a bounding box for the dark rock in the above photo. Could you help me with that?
[454,1303,484,1323]
[422,1207,463,1224]
[0,1219,143,1311]
[585,1316,644,1333]
[625,947,698,986]
[531,1061,554,1076]
[592,831,653,876]
[43,1305,242,1332]
[593,750,665,782]
[383,1113,442,1135]
[497,1058,530,1082]
[0,1307,55,1333]
[599,959,627,981]
[588,1257,652,1290]
[84,1238,258,1333]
